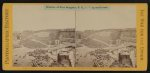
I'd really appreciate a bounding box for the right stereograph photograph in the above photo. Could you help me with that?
[75,6,136,67]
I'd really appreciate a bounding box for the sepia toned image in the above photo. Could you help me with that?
[12,5,137,68]
[75,6,136,67]
[13,5,76,67]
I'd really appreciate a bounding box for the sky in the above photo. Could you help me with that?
[76,6,136,31]
[13,4,75,32]
[13,4,136,32]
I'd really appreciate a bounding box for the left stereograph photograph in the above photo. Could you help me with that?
[13,5,76,67]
